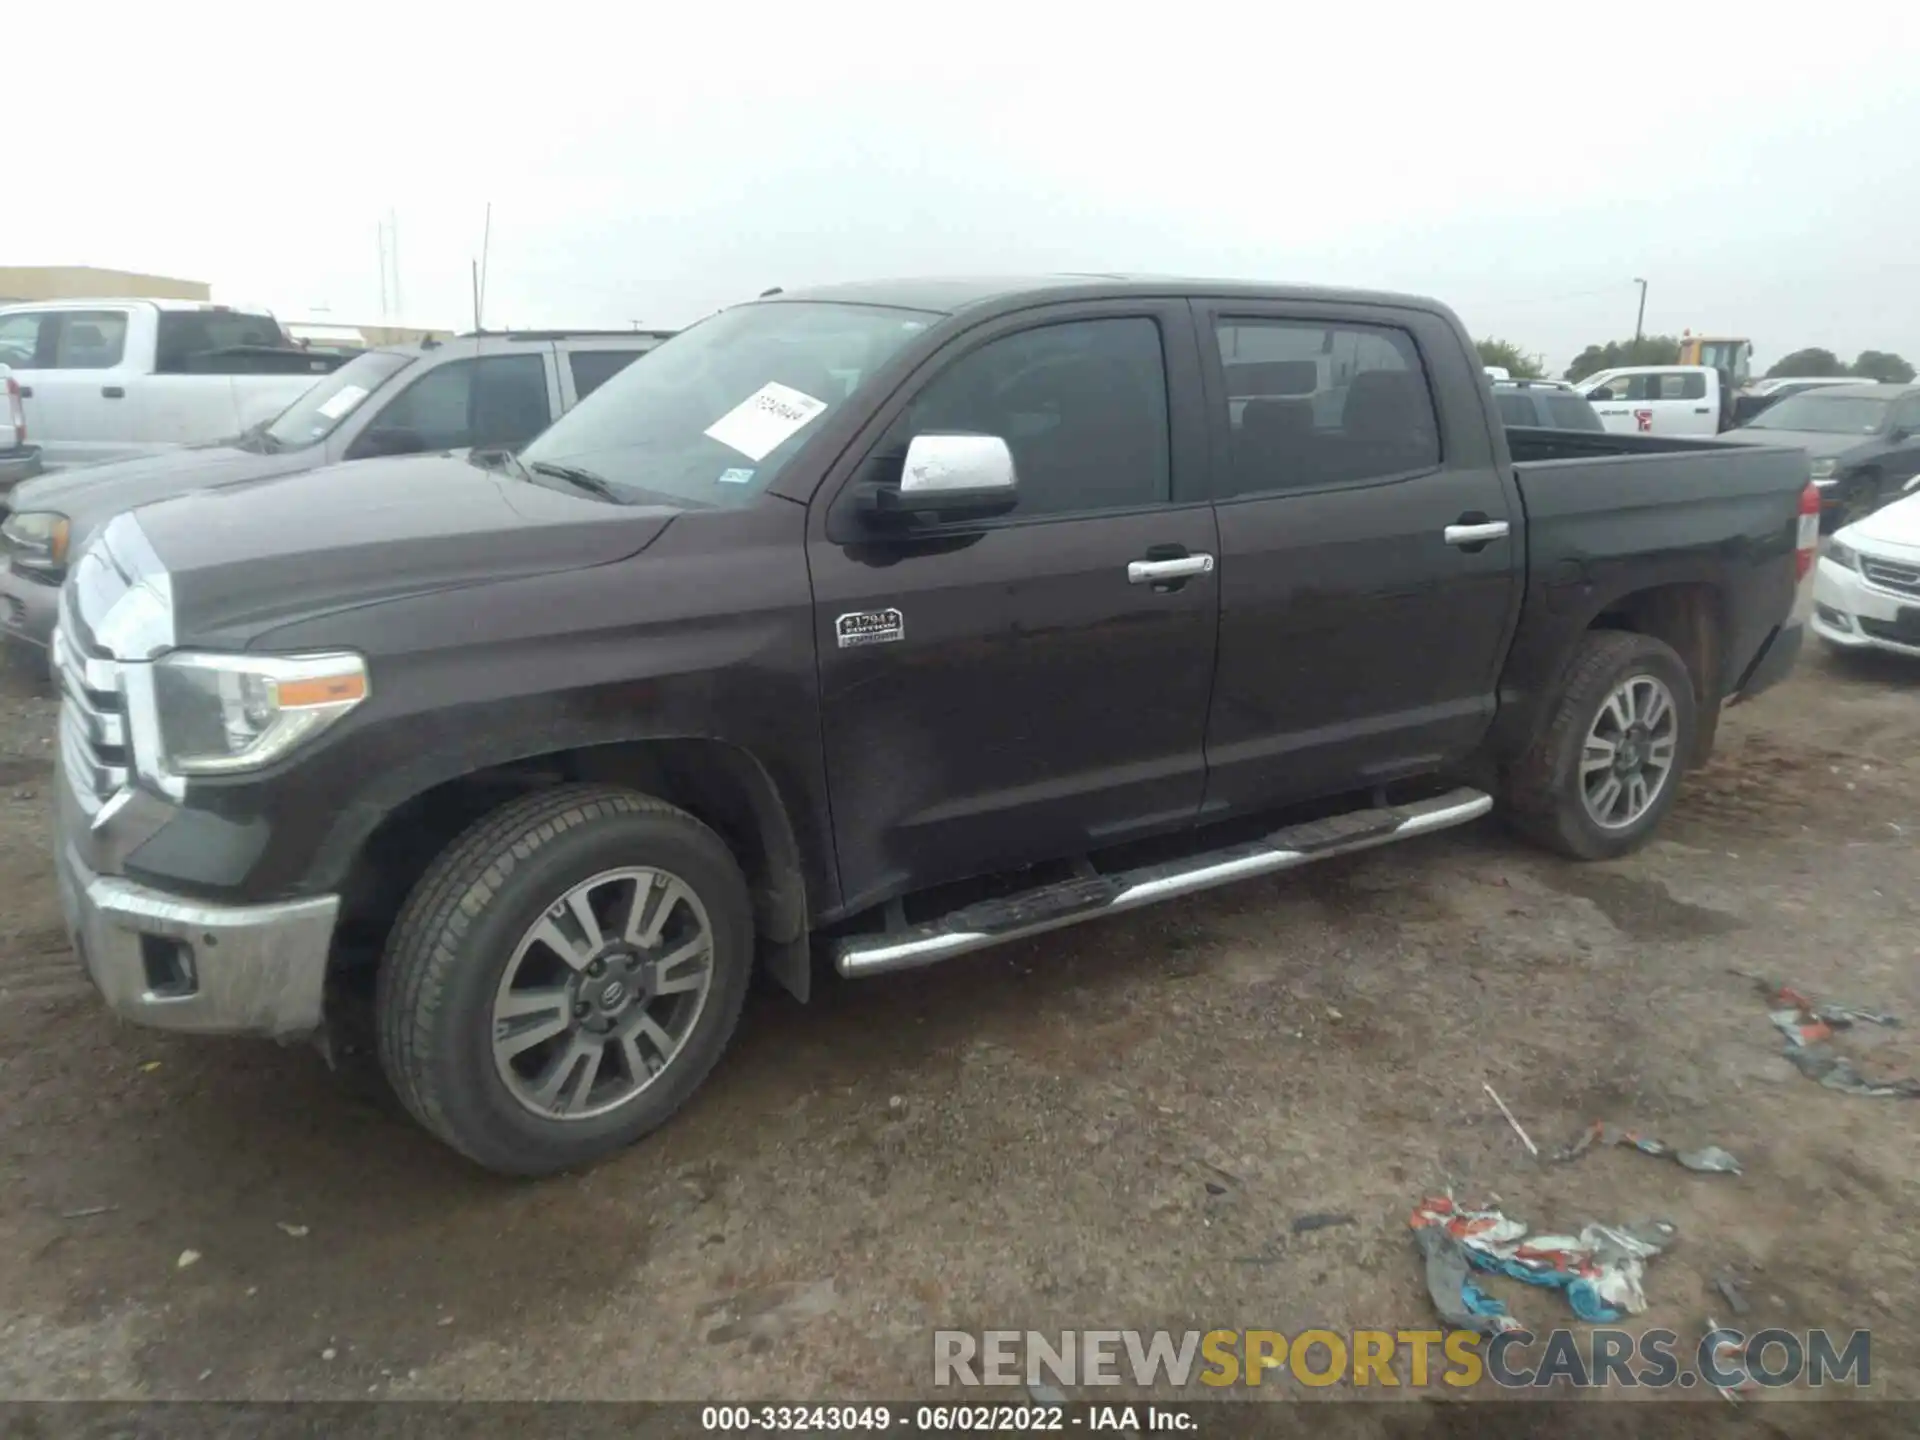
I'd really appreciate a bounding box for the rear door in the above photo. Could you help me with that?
[1192,300,1522,818]
[1645,369,1717,435]
[808,301,1220,911]
[3,307,138,466]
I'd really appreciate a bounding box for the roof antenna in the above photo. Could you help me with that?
[759,286,783,298]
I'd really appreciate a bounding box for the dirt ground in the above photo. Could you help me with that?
[1,617,1915,1411]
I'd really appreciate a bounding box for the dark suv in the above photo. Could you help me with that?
[1490,378,1604,432]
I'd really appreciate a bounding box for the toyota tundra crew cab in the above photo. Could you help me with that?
[50,278,1814,1175]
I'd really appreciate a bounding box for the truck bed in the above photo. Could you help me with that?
[1498,427,1810,738]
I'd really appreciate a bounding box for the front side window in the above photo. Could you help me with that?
[49,311,129,369]
[1214,318,1440,496]
[880,317,1171,518]
[349,354,551,457]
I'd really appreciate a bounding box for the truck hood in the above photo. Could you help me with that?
[125,453,678,643]
[1720,427,1878,462]
[7,443,312,532]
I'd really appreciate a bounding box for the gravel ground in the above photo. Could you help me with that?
[0,623,1915,1412]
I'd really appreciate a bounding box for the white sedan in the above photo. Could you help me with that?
[1812,485,1920,658]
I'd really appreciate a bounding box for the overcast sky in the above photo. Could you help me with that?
[14,4,1919,374]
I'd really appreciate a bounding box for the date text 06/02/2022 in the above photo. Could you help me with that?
[700,1406,1193,1432]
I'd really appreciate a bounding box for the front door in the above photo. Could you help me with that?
[1192,302,1523,818]
[808,304,1220,912]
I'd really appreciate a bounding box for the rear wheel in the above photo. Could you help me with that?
[376,785,753,1176]
[1505,631,1698,860]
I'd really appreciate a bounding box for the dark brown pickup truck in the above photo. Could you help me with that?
[50,276,1815,1174]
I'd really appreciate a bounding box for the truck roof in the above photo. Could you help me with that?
[0,297,274,313]
[763,274,1452,317]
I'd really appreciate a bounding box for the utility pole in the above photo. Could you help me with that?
[1633,277,1648,343]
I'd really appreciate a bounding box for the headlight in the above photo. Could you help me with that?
[151,651,369,775]
[1,510,71,571]
[1826,537,1859,572]
[1809,458,1838,481]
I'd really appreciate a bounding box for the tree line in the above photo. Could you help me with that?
[1475,337,1914,386]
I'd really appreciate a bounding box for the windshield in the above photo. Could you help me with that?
[1746,394,1890,435]
[262,350,415,449]
[518,301,935,506]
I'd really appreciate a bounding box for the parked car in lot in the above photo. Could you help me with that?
[50,276,1812,1174]
[1722,383,1920,527]
[1811,490,1920,658]
[1,329,671,656]
[1490,377,1604,431]
[0,299,344,471]
[1577,365,1730,436]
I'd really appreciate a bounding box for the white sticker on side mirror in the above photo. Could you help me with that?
[704,382,828,462]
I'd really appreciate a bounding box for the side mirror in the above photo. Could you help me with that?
[866,434,1019,519]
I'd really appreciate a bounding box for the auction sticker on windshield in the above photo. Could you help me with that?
[704,382,828,462]
[316,385,369,421]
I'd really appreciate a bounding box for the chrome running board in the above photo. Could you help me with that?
[833,786,1492,978]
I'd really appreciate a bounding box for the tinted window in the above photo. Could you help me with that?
[352,354,551,456]
[568,349,647,401]
[887,317,1170,517]
[1494,392,1538,428]
[0,312,48,368]
[50,311,129,369]
[154,311,285,372]
[1214,318,1439,495]
[1545,394,1605,431]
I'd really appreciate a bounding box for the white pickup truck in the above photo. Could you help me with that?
[0,299,340,470]
[1576,364,1731,437]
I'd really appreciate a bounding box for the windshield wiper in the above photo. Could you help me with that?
[529,460,622,502]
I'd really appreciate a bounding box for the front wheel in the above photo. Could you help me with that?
[1505,631,1698,861]
[376,785,753,1176]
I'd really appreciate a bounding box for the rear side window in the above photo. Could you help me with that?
[1213,318,1440,496]
[155,311,286,373]
[1654,372,1707,401]
[568,349,647,402]
[885,317,1171,518]
[48,311,129,369]
[1545,394,1604,431]
[1494,392,1538,428]
[349,354,551,457]
[0,313,48,367]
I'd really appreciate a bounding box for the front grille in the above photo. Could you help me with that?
[1862,556,1920,598]
[53,614,129,815]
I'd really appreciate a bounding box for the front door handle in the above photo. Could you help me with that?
[1128,554,1215,585]
[1444,521,1510,548]
[102,386,126,399]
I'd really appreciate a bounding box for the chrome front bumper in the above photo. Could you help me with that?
[56,840,340,1039]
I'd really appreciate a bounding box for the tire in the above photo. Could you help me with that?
[1505,631,1698,861]
[376,784,753,1176]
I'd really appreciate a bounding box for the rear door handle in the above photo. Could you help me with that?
[1128,554,1215,584]
[1693,406,1710,414]
[102,386,125,399]
[1444,521,1510,547]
